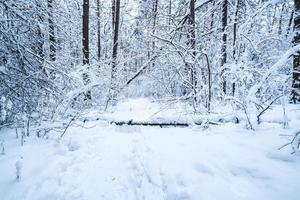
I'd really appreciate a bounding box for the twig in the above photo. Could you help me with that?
[278,131,300,154]
[225,97,254,130]
[256,95,283,124]
[60,115,77,138]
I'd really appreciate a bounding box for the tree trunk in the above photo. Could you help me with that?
[105,0,120,109]
[82,0,89,64]
[278,3,285,35]
[292,0,300,103]
[190,0,197,97]
[287,10,294,37]
[48,0,56,62]
[168,0,171,29]
[97,0,101,60]
[152,0,158,67]
[221,0,228,95]
[82,0,91,99]
[232,0,240,96]
[112,0,120,80]
[233,0,239,61]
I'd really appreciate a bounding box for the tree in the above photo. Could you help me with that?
[97,0,101,60]
[83,0,89,64]
[292,0,300,103]
[152,0,159,67]
[189,0,197,101]
[82,0,91,100]
[48,0,56,62]
[111,0,120,80]
[232,0,240,96]
[221,0,228,95]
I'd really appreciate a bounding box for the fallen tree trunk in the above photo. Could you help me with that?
[82,115,240,127]
[110,120,223,127]
[112,121,190,127]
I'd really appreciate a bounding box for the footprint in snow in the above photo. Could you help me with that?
[230,167,271,180]
[267,152,295,163]
[166,192,190,200]
[194,163,214,176]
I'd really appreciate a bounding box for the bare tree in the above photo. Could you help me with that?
[83,0,91,99]
[221,0,228,95]
[152,0,159,68]
[82,0,89,64]
[48,0,56,62]
[292,0,300,103]
[97,0,101,60]
[232,0,240,96]
[111,0,120,80]
[190,0,197,102]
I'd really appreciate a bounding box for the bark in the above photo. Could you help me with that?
[168,0,171,29]
[97,0,101,60]
[278,3,285,35]
[287,9,294,37]
[292,0,300,103]
[82,0,91,99]
[82,0,89,65]
[221,0,228,95]
[48,0,56,62]
[152,0,158,67]
[190,0,197,96]
[204,53,211,111]
[233,0,239,61]
[232,0,240,96]
[112,0,120,80]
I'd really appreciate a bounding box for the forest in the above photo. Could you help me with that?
[0,0,300,199]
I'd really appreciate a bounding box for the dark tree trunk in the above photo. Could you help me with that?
[168,0,171,29]
[152,0,158,67]
[190,0,197,95]
[82,0,89,65]
[97,0,101,60]
[233,0,239,61]
[221,0,228,95]
[287,10,294,37]
[232,0,240,97]
[278,3,285,35]
[48,0,56,62]
[105,0,120,109]
[82,0,91,99]
[292,0,300,103]
[112,0,120,80]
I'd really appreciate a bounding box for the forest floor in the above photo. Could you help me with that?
[0,99,300,200]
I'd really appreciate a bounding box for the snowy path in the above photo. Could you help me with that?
[1,120,300,200]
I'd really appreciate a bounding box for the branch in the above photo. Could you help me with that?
[256,95,284,124]
[225,97,254,130]
[247,44,300,100]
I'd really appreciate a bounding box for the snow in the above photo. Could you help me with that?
[87,98,241,126]
[247,44,300,101]
[0,99,300,200]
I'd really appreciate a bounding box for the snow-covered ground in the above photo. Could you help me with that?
[1,99,300,200]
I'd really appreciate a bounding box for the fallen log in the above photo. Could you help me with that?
[82,115,240,127]
[111,120,189,127]
[110,120,224,127]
